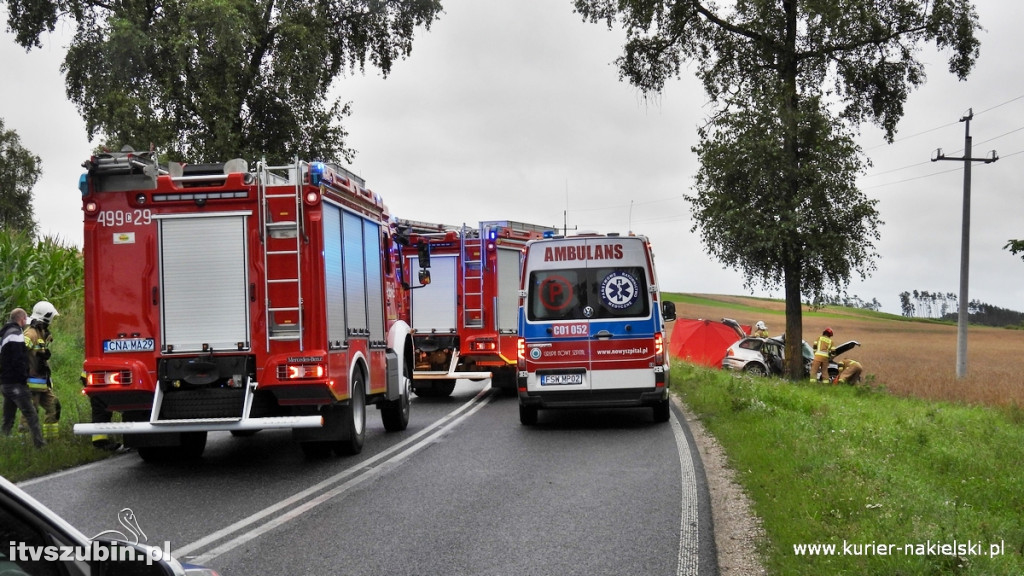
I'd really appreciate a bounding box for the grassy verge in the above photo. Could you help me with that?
[671,362,1024,575]
[0,297,111,482]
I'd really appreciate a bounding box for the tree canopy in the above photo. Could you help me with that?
[0,118,41,236]
[574,0,981,378]
[4,0,443,164]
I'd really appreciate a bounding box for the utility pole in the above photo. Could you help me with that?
[931,109,998,379]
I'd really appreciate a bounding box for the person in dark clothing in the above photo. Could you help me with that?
[1,308,45,447]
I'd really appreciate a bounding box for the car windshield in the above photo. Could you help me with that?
[527,266,650,321]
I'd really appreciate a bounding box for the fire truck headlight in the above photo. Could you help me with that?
[304,190,320,205]
[84,201,99,215]
[135,193,147,205]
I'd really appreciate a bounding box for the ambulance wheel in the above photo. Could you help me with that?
[652,398,671,423]
[519,404,538,426]
[334,375,366,456]
[381,361,411,432]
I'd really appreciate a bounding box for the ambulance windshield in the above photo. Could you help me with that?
[527,267,650,321]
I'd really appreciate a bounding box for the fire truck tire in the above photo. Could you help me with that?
[334,375,366,456]
[434,380,456,397]
[381,363,411,432]
[412,379,455,398]
[491,368,516,394]
[519,403,538,426]
[230,430,259,437]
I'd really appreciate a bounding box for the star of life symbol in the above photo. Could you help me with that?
[600,272,639,310]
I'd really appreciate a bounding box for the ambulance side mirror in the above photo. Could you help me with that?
[661,301,677,322]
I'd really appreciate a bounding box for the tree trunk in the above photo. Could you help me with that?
[781,0,804,380]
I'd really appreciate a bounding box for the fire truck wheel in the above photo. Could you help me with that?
[434,380,456,397]
[334,375,366,456]
[381,364,411,432]
[519,403,538,426]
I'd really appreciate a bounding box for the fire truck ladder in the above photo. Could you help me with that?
[461,223,485,329]
[258,159,305,351]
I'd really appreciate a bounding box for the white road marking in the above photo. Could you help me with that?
[671,399,700,576]
[177,384,494,564]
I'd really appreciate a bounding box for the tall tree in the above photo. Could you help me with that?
[5,0,443,164]
[574,0,980,378]
[0,118,40,236]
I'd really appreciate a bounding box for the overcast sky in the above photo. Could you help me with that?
[3,0,1023,315]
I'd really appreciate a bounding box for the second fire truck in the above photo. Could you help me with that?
[398,220,550,396]
[74,149,415,460]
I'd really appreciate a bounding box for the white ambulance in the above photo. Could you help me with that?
[516,232,676,425]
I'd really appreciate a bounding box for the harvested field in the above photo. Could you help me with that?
[668,293,1024,407]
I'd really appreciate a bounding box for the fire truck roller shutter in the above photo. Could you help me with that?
[159,214,250,351]
[324,206,385,343]
[343,211,368,333]
[496,248,521,332]
[410,255,458,331]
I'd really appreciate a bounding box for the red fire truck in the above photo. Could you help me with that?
[73,149,415,461]
[397,220,550,396]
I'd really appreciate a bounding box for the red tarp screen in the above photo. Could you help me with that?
[668,319,747,368]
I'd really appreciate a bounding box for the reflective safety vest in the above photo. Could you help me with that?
[813,335,832,357]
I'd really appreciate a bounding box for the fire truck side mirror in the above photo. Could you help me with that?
[418,268,431,285]
[417,242,430,269]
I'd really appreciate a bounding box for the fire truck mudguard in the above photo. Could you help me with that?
[74,150,414,460]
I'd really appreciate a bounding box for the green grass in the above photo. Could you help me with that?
[671,362,1024,575]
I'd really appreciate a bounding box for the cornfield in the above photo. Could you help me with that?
[0,229,83,316]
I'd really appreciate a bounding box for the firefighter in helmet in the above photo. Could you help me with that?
[833,358,863,385]
[810,327,834,383]
[752,321,769,338]
[24,301,61,441]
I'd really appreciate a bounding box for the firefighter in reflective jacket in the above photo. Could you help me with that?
[810,327,833,382]
[833,359,863,385]
[24,302,61,440]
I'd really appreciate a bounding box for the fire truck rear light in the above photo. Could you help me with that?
[470,340,496,351]
[89,371,132,386]
[279,364,325,380]
[304,190,320,205]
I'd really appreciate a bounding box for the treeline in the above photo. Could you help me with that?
[812,294,883,311]
[899,290,1024,327]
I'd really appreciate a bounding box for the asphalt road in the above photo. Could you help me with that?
[19,380,717,576]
